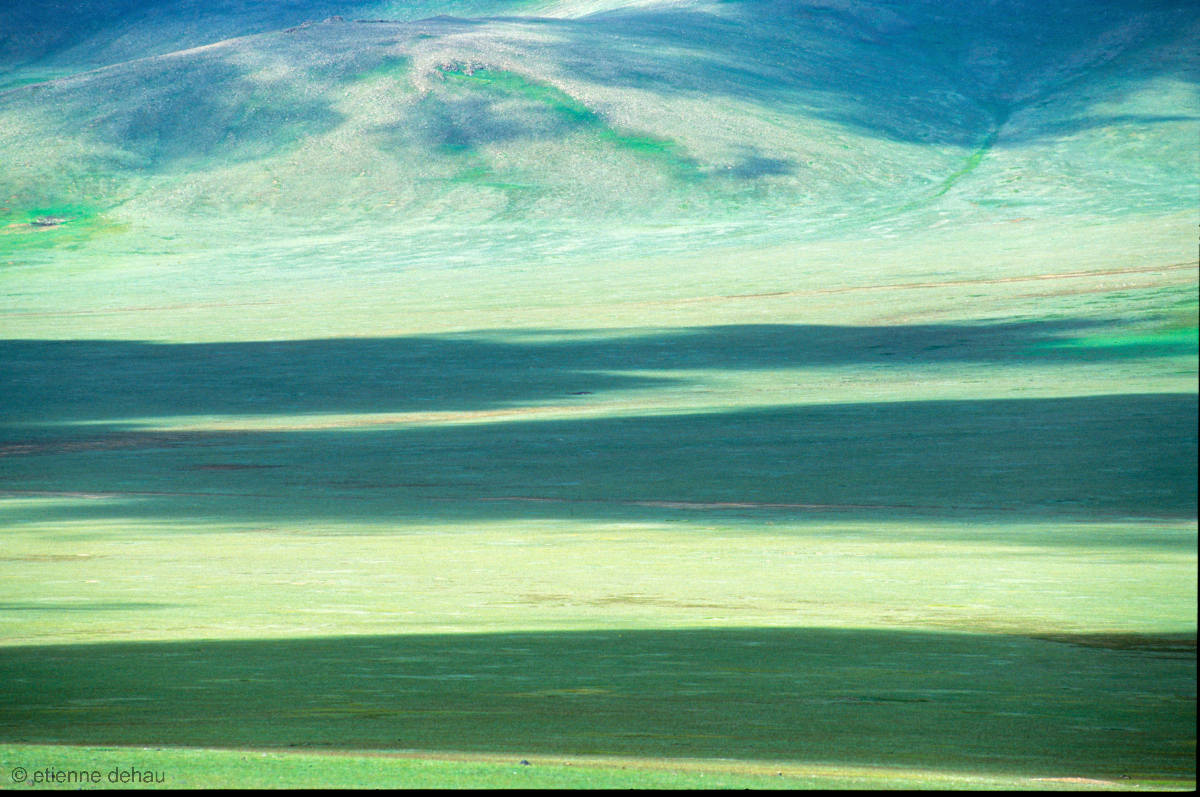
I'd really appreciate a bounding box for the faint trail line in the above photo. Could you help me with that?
[642,262,1196,306]
[0,434,194,457]
[1028,633,1196,654]
[0,489,278,499]
[467,495,950,511]
[0,300,277,318]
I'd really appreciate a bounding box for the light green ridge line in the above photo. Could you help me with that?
[929,128,999,199]
[891,124,1001,216]
[442,66,703,181]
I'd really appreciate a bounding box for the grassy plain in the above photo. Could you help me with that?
[1,0,1197,789]
[2,222,1194,787]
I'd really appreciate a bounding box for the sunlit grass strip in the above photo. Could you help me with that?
[1033,327,1198,352]
[440,65,703,181]
[1,744,1182,790]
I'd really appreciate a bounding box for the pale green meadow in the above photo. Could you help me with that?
[1,0,1196,788]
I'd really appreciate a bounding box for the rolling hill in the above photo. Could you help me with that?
[2,0,1195,291]
[0,0,1196,789]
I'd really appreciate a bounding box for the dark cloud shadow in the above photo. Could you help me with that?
[537,0,1199,147]
[0,627,1193,779]
[721,147,796,179]
[2,324,1194,532]
[430,94,555,149]
[14,51,345,172]
[0,1,524,73]
[2,393,1194,530]
[3,321,1190,424]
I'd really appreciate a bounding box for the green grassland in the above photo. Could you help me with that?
[9,745,1180,790]
[1,0,1197,789]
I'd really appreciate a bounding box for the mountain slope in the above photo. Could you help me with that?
[1,0,1195,271]
[0,0,1193,357]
